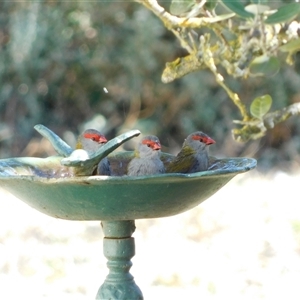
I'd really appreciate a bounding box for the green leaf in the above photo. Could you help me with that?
[204,13,235,23]
[245,4,270,15]
[221,0,254,18]
[265,3,300,24]
[249,55,280,77]
[205,0,218,11]
[250,95,272,119]
[170,0,195,15]
[251,0,268,4]
[280,38,300,53]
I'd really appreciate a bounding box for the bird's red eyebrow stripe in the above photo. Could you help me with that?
[142,139,154,145]
[84,133,107,142]
[192,135,216,145]
[142,139,161,149]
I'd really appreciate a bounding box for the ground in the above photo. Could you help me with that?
[0,169,300,299]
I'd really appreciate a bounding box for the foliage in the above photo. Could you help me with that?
[138,0,300,142]
[250,95,272,119]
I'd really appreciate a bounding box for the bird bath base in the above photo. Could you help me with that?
[0,152,256,299]
[97,220,143,300]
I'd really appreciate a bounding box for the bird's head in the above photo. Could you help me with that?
[76,129,108,153]
[136,135,162,158]
[184,131,216,151]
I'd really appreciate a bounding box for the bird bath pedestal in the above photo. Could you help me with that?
[0,152,256,299]
[98,220,142,299]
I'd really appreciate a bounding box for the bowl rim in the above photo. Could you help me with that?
[0,155,257,184]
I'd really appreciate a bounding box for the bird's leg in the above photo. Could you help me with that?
[96,220,143,300]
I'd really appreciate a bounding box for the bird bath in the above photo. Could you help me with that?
[0,151,256,299]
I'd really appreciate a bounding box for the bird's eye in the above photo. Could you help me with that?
[146,143,151,147]
[199,138,203,142]
[92,137,96,141]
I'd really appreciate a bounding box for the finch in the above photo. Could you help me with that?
[166,131,215,174]
[76,129,111,175]
[127,135,165,176]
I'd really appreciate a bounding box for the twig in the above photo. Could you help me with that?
[136,0,233,29]
[264,102,300,129]
[161,54,206,83]
[233,103,300,142]
[200,36,250,121]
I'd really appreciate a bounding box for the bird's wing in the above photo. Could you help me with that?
[97,157,111,176]
[166,148,196,174]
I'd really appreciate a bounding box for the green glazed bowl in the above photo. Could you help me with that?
[0,152,256,221]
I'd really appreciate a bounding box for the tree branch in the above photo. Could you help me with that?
[136,0,234,29]
[200,36,251,121]
[232,103,300,142]
[264,102,300,129]
[137,0,300,142]
[161,55,206,83]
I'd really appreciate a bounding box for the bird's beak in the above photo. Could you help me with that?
[99,136,108,144]
[152,142,161,150]
[206,137,216,145]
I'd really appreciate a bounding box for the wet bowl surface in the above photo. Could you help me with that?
[0,152,256,221]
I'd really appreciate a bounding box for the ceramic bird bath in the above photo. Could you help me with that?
[0,126,257,299]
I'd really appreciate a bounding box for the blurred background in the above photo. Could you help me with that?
[1,1,300,299]
[0,1,300,171]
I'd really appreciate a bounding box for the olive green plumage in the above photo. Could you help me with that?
[166,131,215,174]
